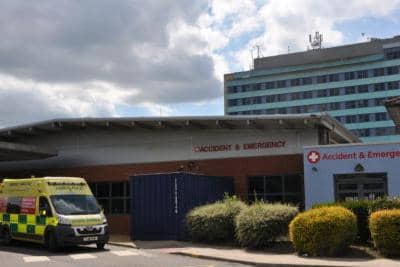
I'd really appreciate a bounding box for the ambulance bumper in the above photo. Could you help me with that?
[54,224,110,246]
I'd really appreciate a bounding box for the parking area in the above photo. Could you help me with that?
[0,241,251,267]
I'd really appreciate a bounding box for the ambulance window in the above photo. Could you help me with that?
[39,197,52,217]
[7,197,22,214]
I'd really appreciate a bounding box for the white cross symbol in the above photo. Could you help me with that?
[308,151,320,163]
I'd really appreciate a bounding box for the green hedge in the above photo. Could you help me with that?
[186,196,246,242]
[369,209,400,256]
[235,202,298,248]
[313,197,400,243]
[289,206,357,256]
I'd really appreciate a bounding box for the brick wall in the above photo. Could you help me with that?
[0,154,303,235]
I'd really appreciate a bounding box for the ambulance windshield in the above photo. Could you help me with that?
[50,195,101,215]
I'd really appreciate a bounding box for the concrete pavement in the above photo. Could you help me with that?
[0,242,251,267]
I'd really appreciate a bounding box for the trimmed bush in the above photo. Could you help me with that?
[235,202,298,248]
[289,206,357,256]
[369,209,400,256]
[186,196,246,242]
[313,197,400,243]
[369,197,400,212]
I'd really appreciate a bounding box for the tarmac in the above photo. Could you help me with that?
[108,236,400,267]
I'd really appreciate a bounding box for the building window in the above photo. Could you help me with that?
[374,83,386,91]
[387,81,400,90]
[277,108,287,114]
[345,101,356,109]
[375,112,388,121]
[247,175,303,206]
[373,68,385,77]
[358,114,370,122]
[387,66,399,75]
[357,85,369,93]
[290,78,301,87]
[357,99,369,108]
[277,80,286,88]
[276,94,287,102]
[291,92,301,100]
[302,91,313,99]
[317,89,328,97]
[357,70,369,79]
[302,77,313,85]
[328,74,340,82]
[266,81,276,89]
[374,98,386,106]
[344,72,355,80]
[89,182,130,215]
[345,115,357,123]
[345,86,356,95]
[358,129,371,137]
[329,102,341,110]
[318,104,327,111]
[329,88,340,96]
[228,99,237,107]
[317,75,327,84]
[385,47,400,59]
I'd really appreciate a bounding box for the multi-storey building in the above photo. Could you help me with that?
[224,36,400,142]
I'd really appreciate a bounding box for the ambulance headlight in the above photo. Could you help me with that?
[57,215,71,226]
[100,213,107,224]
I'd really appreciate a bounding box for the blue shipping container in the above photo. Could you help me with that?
[130,172,234,240]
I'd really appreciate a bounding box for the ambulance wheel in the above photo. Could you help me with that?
[46,231,59,252]
[2,229,12,245]
[96,242,105,250]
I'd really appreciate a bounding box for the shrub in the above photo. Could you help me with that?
[289,206,357,256]
[235,202,298,248]
[369,197,400,212]
[186,196,246,242]
[313,198,400,243]
[369,209,400,256]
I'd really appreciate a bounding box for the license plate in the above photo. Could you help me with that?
[83,236,98,241]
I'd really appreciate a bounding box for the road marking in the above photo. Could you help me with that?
[111,250,139,256]
[137,250,154,257]
[23,256,50,263]
[70,253,97,260]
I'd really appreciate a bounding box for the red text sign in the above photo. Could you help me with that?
[21,197,36,214]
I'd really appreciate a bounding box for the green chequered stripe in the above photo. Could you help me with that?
[36,215,46,225]
[18,214,27,224]
[27,224,35,234]
[10,223,18,233]
[3,213,10,222]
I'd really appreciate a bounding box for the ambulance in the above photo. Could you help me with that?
[0,177,109,251]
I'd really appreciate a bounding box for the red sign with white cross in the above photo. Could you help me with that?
[307,151,321,164]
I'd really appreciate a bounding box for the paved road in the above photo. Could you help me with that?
[0,242,251,267]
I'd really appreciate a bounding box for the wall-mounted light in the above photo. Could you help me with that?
[312,167,318,172]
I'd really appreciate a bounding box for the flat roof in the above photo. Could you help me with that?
[253,36,400,70]
[0,113,360,144]
[0,141,56,161]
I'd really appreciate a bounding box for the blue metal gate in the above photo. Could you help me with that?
[130,172,233,240]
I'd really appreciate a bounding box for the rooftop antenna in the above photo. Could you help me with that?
[250,44,264,70]
[309,32,323,50]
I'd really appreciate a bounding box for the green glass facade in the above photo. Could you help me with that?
[225,37,400,142]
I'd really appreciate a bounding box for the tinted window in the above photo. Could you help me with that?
[7,197,21,214]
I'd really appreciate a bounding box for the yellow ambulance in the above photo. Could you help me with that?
[0,177,109,251]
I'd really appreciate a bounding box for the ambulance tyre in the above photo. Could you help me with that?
[45,231,59,252]
[96,242,105,250]
[2,228,12,245]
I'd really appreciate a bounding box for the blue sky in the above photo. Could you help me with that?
[0,0,399,126]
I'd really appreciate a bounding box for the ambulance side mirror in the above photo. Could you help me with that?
[40,210,47,217]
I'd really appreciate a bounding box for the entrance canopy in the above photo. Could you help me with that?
[0,141,56,161]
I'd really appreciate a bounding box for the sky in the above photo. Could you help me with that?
[1,0,400,127]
